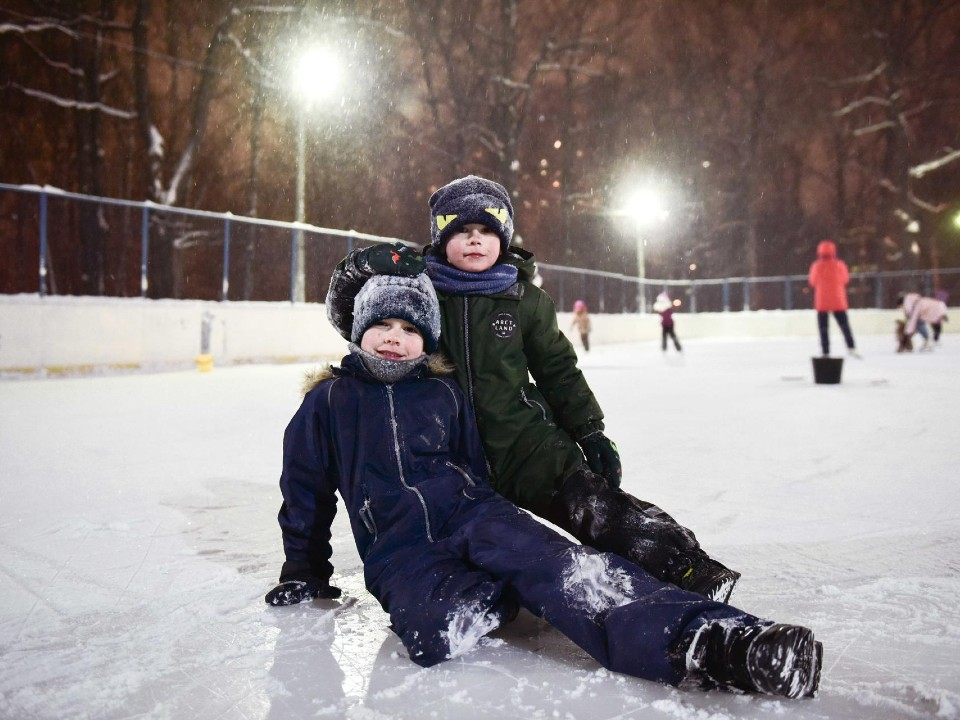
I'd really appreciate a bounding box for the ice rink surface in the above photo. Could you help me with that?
[1,334,958,719]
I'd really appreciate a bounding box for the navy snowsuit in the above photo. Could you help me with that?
[277,352,755,681]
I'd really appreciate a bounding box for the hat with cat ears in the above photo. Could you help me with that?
[428,175,514,253]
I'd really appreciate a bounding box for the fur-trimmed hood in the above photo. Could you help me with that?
[300,352,455,396]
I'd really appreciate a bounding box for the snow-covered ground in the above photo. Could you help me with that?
[1,334,958,719]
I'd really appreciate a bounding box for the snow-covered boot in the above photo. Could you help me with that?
[683,621,822,698]
[678,557,741,604]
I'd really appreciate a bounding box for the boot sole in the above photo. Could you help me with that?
[747,624,822,699]
[805,641,823,698]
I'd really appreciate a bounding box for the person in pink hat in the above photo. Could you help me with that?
[570,299,591,352]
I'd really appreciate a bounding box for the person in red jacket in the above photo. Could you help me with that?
[807,240,859,358]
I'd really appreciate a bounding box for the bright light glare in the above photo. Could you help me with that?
[293,48,340,103]
[625,188,667,225]
[953,211,960,230]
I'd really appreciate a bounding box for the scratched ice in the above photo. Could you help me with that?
[1,335,958,719]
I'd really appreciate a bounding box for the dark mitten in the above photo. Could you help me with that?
[264,577,342,606]
[355,242,425,276]
[577,430,622,488]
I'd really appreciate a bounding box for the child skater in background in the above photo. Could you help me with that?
[897,291,948,351]
[325,175,740,604]
[653,291,682,353]
[570,299,591,352]
[266,271,822,698]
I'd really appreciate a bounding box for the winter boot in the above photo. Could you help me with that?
[683,621,822,698]
[677,556,741,604]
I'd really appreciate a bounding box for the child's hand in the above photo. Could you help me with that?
[356,242,425,277]
[264,577,342,606]
[577,431,622,488]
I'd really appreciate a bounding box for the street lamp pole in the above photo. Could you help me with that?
[636,230,646,314]
[625,187,664,314]
[290,47,340,303]
[293,109,307,303]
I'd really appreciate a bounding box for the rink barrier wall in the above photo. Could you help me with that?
[0,294,951,376]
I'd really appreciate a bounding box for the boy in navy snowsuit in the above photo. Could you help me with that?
[266,272,822,697]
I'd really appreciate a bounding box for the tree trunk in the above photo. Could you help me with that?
[243,61,264,301]
[73,1,113,296]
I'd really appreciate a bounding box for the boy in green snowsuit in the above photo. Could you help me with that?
[326,175,739,602]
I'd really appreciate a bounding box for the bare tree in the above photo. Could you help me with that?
[4,0,960,300]
[2,2,133,295]
[131,1,303,298]
[831,0,960,284]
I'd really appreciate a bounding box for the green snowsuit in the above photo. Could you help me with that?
[429,247,604,515]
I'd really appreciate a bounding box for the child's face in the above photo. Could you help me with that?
[445,223,501,273]
[360,318,425,360]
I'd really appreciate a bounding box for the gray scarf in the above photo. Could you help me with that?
[350,343,429,384]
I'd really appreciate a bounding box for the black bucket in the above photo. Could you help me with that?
[812,356,843,384]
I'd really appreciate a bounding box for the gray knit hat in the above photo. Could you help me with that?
[428,175,514,253]
[351,273,441,353]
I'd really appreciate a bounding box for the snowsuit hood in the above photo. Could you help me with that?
[300,353,454,395]
[816,240,837,259]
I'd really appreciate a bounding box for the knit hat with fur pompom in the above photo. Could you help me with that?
[428,175,514,253]
[351,273,441,353]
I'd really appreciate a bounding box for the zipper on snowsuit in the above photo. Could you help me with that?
[445,461,477,486]
[459,297,501,481]
[461,300,477,412]
[358,497,378,539]
[385,385,435,542]
[446,461,478,499]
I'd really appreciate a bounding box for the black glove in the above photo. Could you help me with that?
[264,577,342,606]
[577,430,622,488]
[355,242,425,276]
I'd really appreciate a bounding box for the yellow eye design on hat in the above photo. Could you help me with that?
[485,208,508,224]
[436,214,458,230]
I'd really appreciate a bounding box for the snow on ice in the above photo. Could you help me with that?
[561,549,634,615]
[1,335,959,719]
[444,600,503,661]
